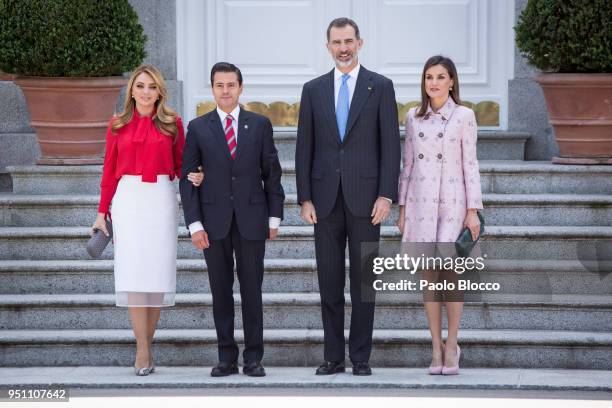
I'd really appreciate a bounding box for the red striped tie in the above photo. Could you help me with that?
[224,115,237,159]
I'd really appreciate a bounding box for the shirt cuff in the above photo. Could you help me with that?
[188,221,204,235]
[269,217,281,229]
[380,196,393,204]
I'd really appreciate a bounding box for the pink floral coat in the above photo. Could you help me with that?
[398,98,483,243]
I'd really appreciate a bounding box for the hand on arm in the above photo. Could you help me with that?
[95,119,118,234]
[91,212,110,237]
[396,206,405,235]
[463,209,481,240]
[187,166,204,186]
[377,78,401,202]
[188,221,209,249]
[268,217,280,240]
[371,197,391,225]
[300,200,317,224]
[295,84,314,204]
[179,123,205,233]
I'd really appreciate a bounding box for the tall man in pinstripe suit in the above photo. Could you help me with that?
[295,18,401,376]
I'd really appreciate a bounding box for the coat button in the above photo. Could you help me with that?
[231,176,236,180]
[437,132,443,138]
[418,154,424,159]
[230,195,234,200]
[418,132,424,138]
[437,154,443,159]
[340,149,344,154]
[336,168,340,173]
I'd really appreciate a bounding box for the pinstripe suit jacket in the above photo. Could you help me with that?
[295,66,401,219]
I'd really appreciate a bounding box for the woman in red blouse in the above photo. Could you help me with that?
[91,64,203,376]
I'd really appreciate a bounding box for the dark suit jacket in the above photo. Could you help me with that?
[179,109,284,241]
[295,66,401,219]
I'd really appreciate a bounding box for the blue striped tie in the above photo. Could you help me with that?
[336,73,350,141]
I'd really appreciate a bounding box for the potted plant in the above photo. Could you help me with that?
[0,0,146,164]
[515,0,612,164]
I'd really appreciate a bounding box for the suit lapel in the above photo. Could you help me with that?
[209,112,231,161]
[233,111,250,166]
[319,69,341,145]
[344,66,373,141]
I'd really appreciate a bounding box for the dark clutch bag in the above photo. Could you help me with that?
[86,219,113,258]
[455,211,485,258]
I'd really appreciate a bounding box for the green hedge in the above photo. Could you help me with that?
[0,0,146,76]
[515,0,612,73]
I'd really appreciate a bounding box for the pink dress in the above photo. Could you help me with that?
[398,98,483,243]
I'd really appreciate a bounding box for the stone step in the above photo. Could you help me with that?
[1,293,611,332]
[8,161,612,195]
[1,366,611,392]
[1,225,611,260]
[1,328,610,369]
[273,130,529,162]
[2,193,611,227]
[1,259,610,295]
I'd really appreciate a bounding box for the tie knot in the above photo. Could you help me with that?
[225,115,234,124]
[341,73,350,84]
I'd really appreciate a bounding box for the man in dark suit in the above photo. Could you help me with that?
[180,62,284,377]
[295,18,400,376]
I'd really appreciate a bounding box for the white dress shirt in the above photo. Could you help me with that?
[188,105,281,235]
[334,63,360,110]
[216,105,240,143]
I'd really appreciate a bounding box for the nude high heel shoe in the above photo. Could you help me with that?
[441,345,461,375]
[428,344,444,375]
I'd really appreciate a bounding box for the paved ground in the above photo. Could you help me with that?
[1,367,611,394]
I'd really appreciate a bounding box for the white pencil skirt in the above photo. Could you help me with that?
[111,175,178,307]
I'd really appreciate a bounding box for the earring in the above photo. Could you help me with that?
[450,87,453,91]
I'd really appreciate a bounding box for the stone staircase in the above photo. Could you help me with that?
[1,129,612,388]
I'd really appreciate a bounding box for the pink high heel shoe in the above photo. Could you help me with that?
[441,345,461,375]
[428,345,445,375]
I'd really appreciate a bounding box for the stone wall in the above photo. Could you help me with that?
[508,0,559,160]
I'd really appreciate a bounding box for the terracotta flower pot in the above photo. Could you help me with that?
[536,73,612,164]
[14,76,126,165]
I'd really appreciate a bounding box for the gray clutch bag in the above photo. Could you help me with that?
[86,219,113,258]
[455,211,485,258]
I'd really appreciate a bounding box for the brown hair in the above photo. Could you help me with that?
[326,17,360,41]
[416,55,461,117]
[112,64,178,137]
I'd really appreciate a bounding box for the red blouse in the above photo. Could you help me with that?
[98,112,185,214]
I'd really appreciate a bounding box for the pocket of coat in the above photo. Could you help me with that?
[361,168,378,178]
[201,193,215,203]
[250,192,266,203]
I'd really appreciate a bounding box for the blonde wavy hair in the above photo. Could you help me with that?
[112,64,178,138]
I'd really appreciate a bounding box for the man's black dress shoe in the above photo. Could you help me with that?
[210,361,239,377]
[315,361,346,375]
[352,361,372,376]
[243,361,266,377]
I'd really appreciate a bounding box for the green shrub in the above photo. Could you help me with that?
[0,0,146,76]
[515,0,612,73]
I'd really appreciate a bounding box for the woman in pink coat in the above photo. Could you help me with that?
[397,55,483,375]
